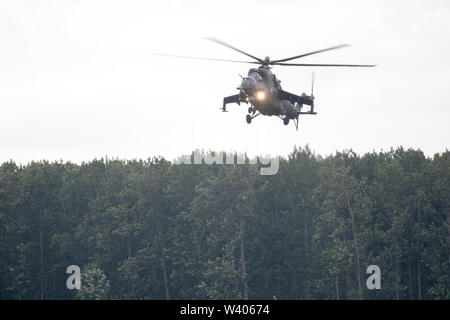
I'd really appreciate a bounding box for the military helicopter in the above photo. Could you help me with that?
[155,38,375,130]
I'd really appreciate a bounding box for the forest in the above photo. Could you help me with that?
[0,146,448,300]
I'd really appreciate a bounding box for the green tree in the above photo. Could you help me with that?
[78,263,110,300]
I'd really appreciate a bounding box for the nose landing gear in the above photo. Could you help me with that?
[246,109,260,124]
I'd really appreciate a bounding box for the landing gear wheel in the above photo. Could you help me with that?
[246,114,252,124]
[283,117,290,125]
[248,107,253,114]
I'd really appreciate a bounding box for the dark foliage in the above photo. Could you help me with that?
[0,147,448,300]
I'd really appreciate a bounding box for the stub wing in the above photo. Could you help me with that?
[222,94,241,112]
[278,89,314,107]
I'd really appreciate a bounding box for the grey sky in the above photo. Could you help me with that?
[1,0,449,164]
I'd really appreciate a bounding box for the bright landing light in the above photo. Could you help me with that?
[256,91,265,100]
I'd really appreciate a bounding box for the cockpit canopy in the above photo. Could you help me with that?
[241,77,256,90]
[248,69,262,81]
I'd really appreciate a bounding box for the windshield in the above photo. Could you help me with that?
[248,69,262,81]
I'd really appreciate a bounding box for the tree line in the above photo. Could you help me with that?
[0,146,448,299]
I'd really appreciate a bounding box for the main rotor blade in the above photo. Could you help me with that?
[152,53,258,64]
[205,37,264,63]
[275,62,376,67]
[272,44,350,63]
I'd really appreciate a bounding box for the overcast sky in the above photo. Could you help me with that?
[1,0,449,164]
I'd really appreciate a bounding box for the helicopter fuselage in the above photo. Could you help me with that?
[239,66,294,116]
[223,65,316,129]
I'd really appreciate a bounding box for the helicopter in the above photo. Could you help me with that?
[155,38,375,130]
